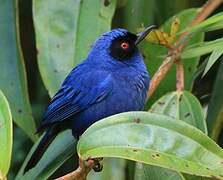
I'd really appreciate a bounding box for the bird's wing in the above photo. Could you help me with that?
[38,66,113,131]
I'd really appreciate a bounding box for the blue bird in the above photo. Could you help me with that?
[24,26,156,173]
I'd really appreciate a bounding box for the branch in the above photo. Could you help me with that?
[147,0,223,99]
[55,159,94,180]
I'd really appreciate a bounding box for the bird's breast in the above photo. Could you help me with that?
[71,67,149,136]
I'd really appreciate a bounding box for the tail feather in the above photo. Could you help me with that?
[23,127,58,174]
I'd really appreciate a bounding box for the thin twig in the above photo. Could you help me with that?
[147,0,223,99]
[175,59,184,91]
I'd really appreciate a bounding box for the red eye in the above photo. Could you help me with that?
[121,42,129,49]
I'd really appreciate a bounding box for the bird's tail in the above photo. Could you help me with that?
[23,127,58,174]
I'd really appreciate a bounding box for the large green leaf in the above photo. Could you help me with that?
[33,0,117,96]
[135,91,207,180]
[147,91,208,180]
[150,91,207,133]
[143,8,204,107]
[206,58,223,141]
[0,0,36,140]
[0,91,13,178]
[16,130,76,180]
[78,112,223,179]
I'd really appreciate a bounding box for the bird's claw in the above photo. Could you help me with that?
[93,160,103,172]
[85,157,103,172]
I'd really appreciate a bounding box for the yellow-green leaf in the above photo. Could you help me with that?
[0,90,13,178]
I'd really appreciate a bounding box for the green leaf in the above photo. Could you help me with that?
[16,130,76,180]
[74,0,117,66]
[0,0,36,140]
[203,21,223,32]
[87,158,126,180]
[127,160,136,180]
[120,0,154,32]
[143,8,204,107]
[77,112,223,178]
[150,91,208,180]
[202,48,223,76]
[182,38,223,59]
[135,91,207,180]
[134,163,184,180]
[183,174,212,180]
[0,90,13,178]
[33,0,117,96]
[154,0,188,24]
[206,58,223,141]
[150,91,207,134]
[179,12,223,34]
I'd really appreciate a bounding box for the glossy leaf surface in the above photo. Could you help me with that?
[136,90,208,180]
[78,112,223,178]
[134,163,184,180]
[146,91,208,179]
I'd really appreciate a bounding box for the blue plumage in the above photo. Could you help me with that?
[24,27,155,173]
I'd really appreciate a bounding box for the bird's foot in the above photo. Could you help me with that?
[86,157,103,172]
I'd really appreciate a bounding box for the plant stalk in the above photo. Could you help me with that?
[147,0,223,100]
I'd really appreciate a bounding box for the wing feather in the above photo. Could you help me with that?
[38,66,113,132]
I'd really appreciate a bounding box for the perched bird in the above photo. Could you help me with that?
[24,26,156,173]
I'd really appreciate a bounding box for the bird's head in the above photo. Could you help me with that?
[87,26,156,67]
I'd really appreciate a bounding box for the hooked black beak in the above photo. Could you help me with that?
[135,25,157,45]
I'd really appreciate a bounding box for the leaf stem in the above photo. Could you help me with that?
[147,0,223,100]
